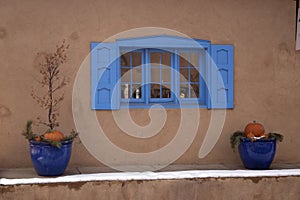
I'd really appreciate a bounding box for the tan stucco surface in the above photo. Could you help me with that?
[1,176,300,200]
[0,0,300,168]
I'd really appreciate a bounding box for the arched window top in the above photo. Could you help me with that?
[116,35,211,49]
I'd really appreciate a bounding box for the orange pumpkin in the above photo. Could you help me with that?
[34,136,41,142]
[244,121,265,137]
[264,133,269,139]
[44,131,64,142]
[246,133,255,138]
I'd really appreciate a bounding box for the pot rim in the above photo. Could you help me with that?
[29,139,73,145]
[240,138,276,142]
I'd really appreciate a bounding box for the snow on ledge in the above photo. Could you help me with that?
[1,169,300,186]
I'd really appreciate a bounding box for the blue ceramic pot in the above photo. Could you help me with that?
[30,140,73,176]
[238,138,276,170]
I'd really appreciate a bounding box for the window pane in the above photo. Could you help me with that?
[179,53,189,67]
[190,67,199,83]
[132,52,142,67]
[190,84,199,98]
[162,68,170,82]
[121,67,130,82]
[132,84,142,99]
[132,66,142,82]
[151,67,160,82]
[151,84,160,98]
[121,53,130,67]
[162,85,171,98]
[180,84,189,98]
[150,52,160,65]
[121,84,130,99]
[180,68,189,82]
[190,52,199,67]
[161,52,171,66]
[121,50,202,102]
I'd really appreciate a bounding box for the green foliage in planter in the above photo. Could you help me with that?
[268,132,284,142]
[230,131,283,151]
[22,120,36,140]
[22,120,78,148]
[230,131,246,151]
[22,40,78,148]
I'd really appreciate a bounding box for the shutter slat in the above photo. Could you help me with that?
[91,42,120,110]
[209,44,234,109]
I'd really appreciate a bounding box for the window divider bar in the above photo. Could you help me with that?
[174,49,179,104]
[145,49,150,105]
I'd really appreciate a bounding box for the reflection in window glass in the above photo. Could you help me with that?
[150,52,160,65]
[161,53,171,66]
[121,54,130,66]
[180,84,189,98]
[161,68,171,82]
[150,51,171,99]
[121,68,130,82]
[132,52,142,67]
[179,53,189,67]
[132,67,142,82]
[179,51,200,98]
[121,50,201,101]
[151,84,160,98]
[180,68,188,82]
[121,51,142,99]
[162,85,171,98]
[191,84,199,98]
[190,67,199,83]
[190,52,199,67]
[151,67,160,82]
[132,84,142,99]
[121,84,130,99]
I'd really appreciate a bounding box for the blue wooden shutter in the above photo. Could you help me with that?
[90,42,120,110]
[209,44,234,109]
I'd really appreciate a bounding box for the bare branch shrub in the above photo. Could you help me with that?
[31,40,70,131]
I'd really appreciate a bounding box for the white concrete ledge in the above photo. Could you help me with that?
[1,169,300,186]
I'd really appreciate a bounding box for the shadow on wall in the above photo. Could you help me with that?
[0,27,7,40]
[0,105,11,118]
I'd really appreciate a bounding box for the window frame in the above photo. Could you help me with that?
[120,49,145,104]
[90,35,234,110]
[148,49,174,103]
[176,48,207,106]
[118,47,207,109]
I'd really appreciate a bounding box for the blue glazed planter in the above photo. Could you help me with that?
[238,138,276,170]
[30,140,73,176]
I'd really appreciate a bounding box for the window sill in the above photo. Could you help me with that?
[120,103,207,109]
[1,164,300,185]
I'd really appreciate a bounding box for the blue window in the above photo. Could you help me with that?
[120,50,144,102]
[178,50,206,105]
[148,50,173,103]
[91,35,234,110]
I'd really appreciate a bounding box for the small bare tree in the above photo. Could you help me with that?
[31,40,69,131]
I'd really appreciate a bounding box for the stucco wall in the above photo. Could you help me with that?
[0,0,299,168]
[1,176,300,200]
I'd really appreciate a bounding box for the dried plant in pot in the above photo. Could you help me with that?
[22,40,78,176]
[230,121,283,170]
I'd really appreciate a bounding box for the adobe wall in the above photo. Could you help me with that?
[1,176,300,200]
[0,0,299,168]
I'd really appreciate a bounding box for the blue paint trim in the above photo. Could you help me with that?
[90,42,120,110]
[90,42,99,109]
[120,103,207,109]
[117,34,211,44]
[90,35,234,110]
[209,44,234,109]
[116,35,209,50]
